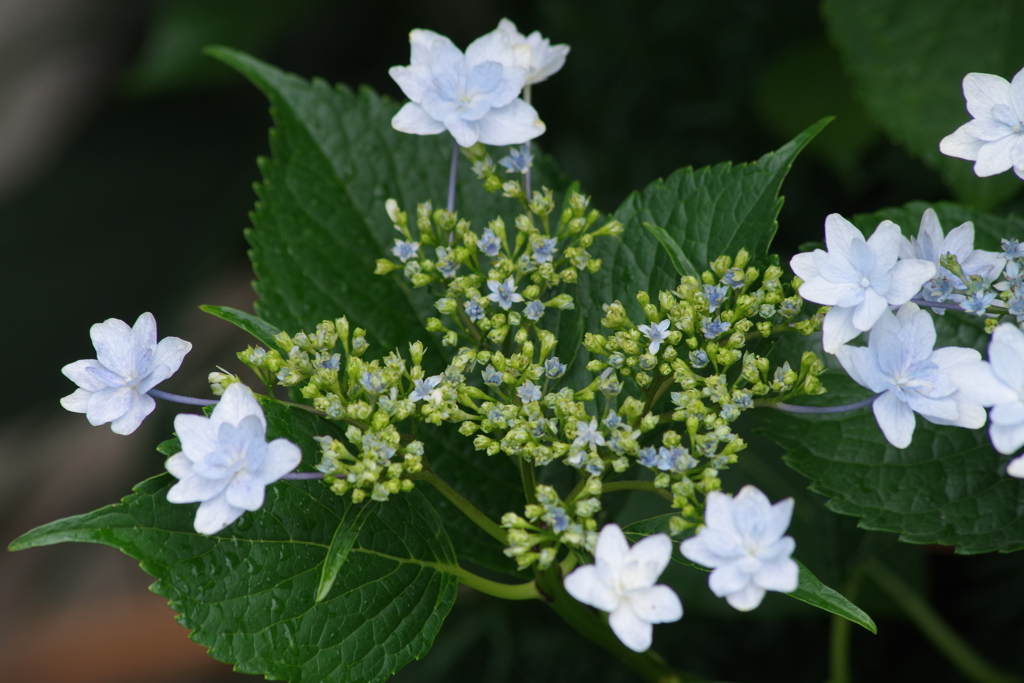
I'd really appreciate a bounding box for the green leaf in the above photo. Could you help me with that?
[824,0,1024,208]
[205,46,562,355]
[11,400,460,683]
[581,119,828,325]
[790,560,876,634]
[642,222,691,278]
[156,437,181,457]
[623,515,875,631]
[200,304,283,349]
[315,501,376,603]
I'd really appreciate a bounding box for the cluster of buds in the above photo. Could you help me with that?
[501,483,601,570]
[314,427,423,504]
[374,174,622,349]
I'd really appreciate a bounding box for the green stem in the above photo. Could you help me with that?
[519,455,538,506]
[534,566,703,683]
[409,470,506,544]
[863,558,1021,683]
[827,569,863,683]
[449,565,540,601]
[602,480,673,502]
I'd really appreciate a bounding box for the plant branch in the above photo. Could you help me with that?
[409,469,506,544]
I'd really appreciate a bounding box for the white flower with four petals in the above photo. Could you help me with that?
[60,312,191,435]
[564,523,683,652]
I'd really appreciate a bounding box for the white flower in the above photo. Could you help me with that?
[940,68,1024,179]
[835,303,985,449]
[165,383,302,535]
[564,523,682,652]
[573,417,605,449]
[790,214,936,352]
[60,312,191,435]
[495,18,570,85]
[486,276,524,310]
[680,485,798,611]
[389,28,545,147]
[637,319,671,354]
[950,323,1024,472]
[898,208,1005,308]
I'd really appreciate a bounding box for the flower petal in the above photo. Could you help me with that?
[873,391,916,448]
[174,413,220,460]
[624,585,683,624]
[708,561,754,597]
[86,387,132,426]
[564,565,620,613]
[595,523,630,571]
[885,259,937,304]
[724,583,767,612]
[607,604,654,653]
[61,359,109,391]
[193,493,246,535]
[110,390,156,435]
[256,439,303,482]
[226,472,266,511]
[164,452,193,480]
[1006,454,1024,478]
[473,99,545,146]
[391,102,446,136]
[990,421,1024,456]
[821,305,863,353]
[167,473,230,504]
[963,72,1012,119]
[753,556,799,593]
[989,324,1024,394]
[60,387,93,414]
[940,124,986,161]
[974,135,1018,176]
[211,383,266,429]
[619,533,672,591]
[90,318,135,380]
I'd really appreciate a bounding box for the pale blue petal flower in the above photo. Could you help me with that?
[638,319,671,353]
[941,68,1024,178]
[486,276,524,310]
[166,384,301,535]
[61,312,191,435]
[680,486,797,612]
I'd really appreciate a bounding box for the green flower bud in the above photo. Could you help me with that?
[375,259,401,275]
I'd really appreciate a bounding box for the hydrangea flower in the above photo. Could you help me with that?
[940,68,1024,179]
[524,299,545,321]
[573,418,605,449]
[532,237,558,264]
[950,323,1024,468]
[680,485,798,611]
[477,228,502,257]
[464,299,485,321]
[835,303,985,449]
[898,209,1004,309]
[410,375,442,402]
[392,239,420,263]
[517,380,541,403]
[790,214,936,353]
[389,28,545,147]
[543,356,566,379]
[165,383,302,535]
[487,276,524,310]
[495,18,570,85]
[498,144,534,173]
[60,312,192,435]
[638,319,671,354]
[563,524,682,652]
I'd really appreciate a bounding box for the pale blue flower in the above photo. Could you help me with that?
[681,486,798,611]
[836,303,985,449]
[410,375,442,402]
[638,447,659,468]
[598,368,622,396]
[482,364,503,387]
[573,418,605,449]
[517,380,542,403]
[498,144,534,173]
[941,67,1024,179]
[361,370,388,395]
[389,29,545,147]
[165,384,301,535]
[960,289,997,314]
[478,228,502,257]
[790,214,936,352]
[721,268,745,289]
[435,247,458,278]
[60,312,191,435]
[543,356,566,379]
[392,239,420,263]
[524,300,545,321]
[487,276,524,310]
[603,410,623,430]
[898,209,1005,310]
[637,319,671,354]
[532,237,558,264]
[689,349,709,369]
[703,284,729,313]
[1002,237,1024,258]
[464,299,485,321]
[564,524,682,652]
[701,317,731,340]
[549,505,570,533]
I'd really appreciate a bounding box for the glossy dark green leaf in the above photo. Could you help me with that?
[200,304,283,349]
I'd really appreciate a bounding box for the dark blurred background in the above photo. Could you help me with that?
[1,1,1021,682]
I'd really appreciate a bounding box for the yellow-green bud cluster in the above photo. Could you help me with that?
[315,428,422,504]
[501,484,599,570]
